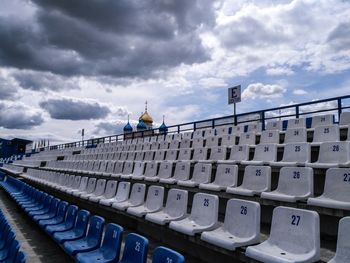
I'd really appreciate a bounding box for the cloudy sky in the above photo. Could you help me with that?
[0,0,350,144]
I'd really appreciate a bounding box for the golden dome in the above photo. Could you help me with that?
[139,111,153,124]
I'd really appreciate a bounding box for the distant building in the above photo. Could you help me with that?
[0,138,32,158]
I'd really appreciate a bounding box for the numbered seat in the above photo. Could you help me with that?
[110,161,125,178]
[68,176,87,195]
[127,186,164,217]
[177,148,191,161]
[118,233,148,263]
[145,189,188,225]
[339,112,350,128]
[134,151,145,162]
[260,130,280,144]
[216,125,230,136]
[306,142,350,168]
[287,118,306,129]
[205,136,219,148]
[199,164,238,191]
[179,138,191,148]
[192,137,204,148]
[169,140,180,150]
[39,201,69,228]
[165,149,178,162]
[219,145,249,164]
[246,206,320,263]
[152,246,185,263]
[261,167,314,202]
[328,217,350,263]
[246,123,262,133]
[177,162,212,187]
[78,178,97,199]
[102,182,130,207]
[201,199,260,250]
[311,114,334,129]
[283,127,307,144]
[238,132,256,146]
[193,130,203,139]
[169,193,219,236]
[266,120,283,131]
[307,168,350,210]
[269,143,310,167]
[111,183,146,211]
[192,147,208,162]
[143,162,159,182]
[203,147,227,163]
[123,162,145,180]
[159,162,190,184]
[81,179,106,201]
[221,134,236,147]
[241,143,277,165]
[148,161,173,182]
[90,180,117,203]
[153,150,166,162]
[45,205,78,235]
[227,166,271,196]
[118,161,134,178]
[311,125,339,146]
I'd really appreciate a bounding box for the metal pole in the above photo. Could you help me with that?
[234,102,237,126]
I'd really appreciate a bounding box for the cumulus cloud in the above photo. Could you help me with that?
[39,97,111,120]
[0,102,44,129]
[293,89,308,95]
[242,83,286,100]
[266,67,294,76]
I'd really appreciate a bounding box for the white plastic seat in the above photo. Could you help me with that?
[246,123,262,133]
[241,143,277,165]
[192,147,207,162]
[173,133,182,141]
[205,136,219,148]
[287,118,306,129]
[180,138,191,148]
[134,151,145,161]
[339,112,350,128]
[193,130,203,139]
[150,136,157,143]
[159,141,169,150]
[177,162,212,187]
[204,128,215,138]
[202,147,226,163]
[169,193,219,236]
[219,145,249,164]
[111,183,146,211]
[311,125,339,145]
[127,186,164,217]
[192,137,204,148]
[307,168,350,210]
[65,176,82,194]
[283,127,307,143]
[227,165,271,196]
[153,150,166,162]
[76,178,97,198]
[311,114,334,129]
[270,143,310,167]
[221,134,236,147]
[110,161,124,178]
[122,162,145,179]
[84,179,107,201]
[159,161,190,184]
[168,140,180,150]
[116,161,133,178]
[266,120,283,131]
[306,141,350,168]
[246,206,320,263]
[199,164,238,191]
[101,181,130,206]
[149,161,172,181]
[328,217,350,263]
[145,189,188,225]
[100,161,114,177]
[165,149,178,161]
[232,125,244,135]
[69,176,88,195]
[261,167,314,202]
[151,141,160,151]
[260,130,280,144]
[144,162,159,182]
[164,134,173,142]
[143,151,155,161]
[177,148,191,161]
[238,132,256,146]
[92,180,118,203]
[216,125,230,136]
[201,199,260,251]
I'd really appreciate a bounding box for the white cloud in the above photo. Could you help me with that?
[242,83,287,100]
[293,89,308,95]
[266,67,294,76]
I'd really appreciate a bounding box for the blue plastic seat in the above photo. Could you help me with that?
[0,230,14,250]
[32,198,60,222]
[53,210,90,244]
[63,215,105,256]
[38,201,68,228]
[22,193,48,211]
[14,251,26,263]
[1,239,20,263]
[45,205,78,235]
[75,223,123,263]
[27,196,53,216]
[119,233,149,263]
[0,235,15,261]
[152,246,185,263]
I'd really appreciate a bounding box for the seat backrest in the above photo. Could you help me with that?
[192,163,212,184]
[183,132,193,140]
[115,182,131,201]
[49,198,60,214]
[86,178,97,193]
[101,223,123,259]
[204,128,215,138]
[213,164,238,187]
[129,183,146,205]
[224,199,260,239]
[241,165,271,191]
[15,251,27,263]
[120,233,149,263]
[132,162,145,176]
[122,161,134,175]
[260,130,280,144]
[287,118,306,129]
[94,179,107,195]
[269,206,320,255]
[144,162,158,178]
[154,150,166,161]
[190,193,218,226]
[166,149,178,161]
[246,123,262,133]
[6,239,20,262]
[252,143,277,162]
[209,147,227,161]
[284,127,307,143]
[340,112,350,126]
[159,141,169,150]
[113,162,124,174]
[104,180,118,199]
[65,205,79,228]
[173,162,191,181]
[317,141,350,164]
[281,142,310,163]
[312,125,339,143]
[178,148,191,161]
[169,140,180,150]
[192,137,204,148]
[229,145,249,161]
[192,147,207,161]
[277,167,314,196]
[134,151,145,161]
[333,217,350,260]
[311,114,334,128]
[164,189,188,217]
[179,138,191,149]
[206,136,219,148]
[173,133,182,141]
[151,142,159,151]
[266,120,283,131]
[143,151,155,161]
[193,130,203,139]
[86,215,105,244]
[56,201,69,220]
[68,175,75,187]
[216,125,230,136]
[221,134,235,147]
[152,246,185,263]
[75,210,90,234]
[145,186,164,210]
[322,168,350,202]
[157,162,172,179]
[239,132,256,145]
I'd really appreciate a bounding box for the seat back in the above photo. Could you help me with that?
[246,123,262,133]
[216,125,230,136]
[311,114,334,128]
[192,137,204,148]
[178,148,191,161]
[340,112,350,126]
[284,127,307,143]
[144,162,158,178]
[145,186,164,210]
[85,178,97,194]
[317,142,350,164]
[169,140,180,150]
[213,164,238,187]
[94,179,107,196]
[180,138,191,148]
[221,134,235,147]
[134,151,145,161]
[192,147,207,161]
[104,180,118,199]
[157,162,172,179]
[132,162,145,176]
[224,199,260,239]
[120,233,149,263]
[78,177,89,191]
[266,120,283,131]
[269,206,320,255]
[166,149,178,161]
[190,193,218,226]
[281,143,310,163]
[206,136,219,148]
[75,210,90,234]
[65,205,79,228]
[72,176,81,189]
[115,182,131,202]
[101,223,123,259]
[55,201,69,221]
[129,183,146,205]
[173,162,191,181]
[173,133,182,141]
[312,125,339,143]
[183,132,193,140]
[252,143,277,162]
[287,118,306,129]
[49,198,60,214]
[113,162,124,174]
[143,151,155,161]
[260,130,280,144]
[322,168,350,202]
[333,217,350,261]
[67,175,75,187]
[15,251,27,263]
[277,167,314,196]
[123,161,134,175]
[86,215,105,245]
[239,132,256,145]
[152,246,185,263]
[154,150,166,161]
[164,189,188,217]
[193,130,203,139]
[209,147,227,161]
[159,141,169,150]
[241,166,271,191]
[192,163,212,184]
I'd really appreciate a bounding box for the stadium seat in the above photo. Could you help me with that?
[38,201,69,228]
[122,162,145,180]
[269,143,310,166]
[145,189,188,225]
[307,168,350,210]
[63,215,105,256]
[77,178,97,199]
[177,148,191,161]
[45,205,78,235]
[152,246,185,263]
[311,125,339,145]
[165,149,178,162]
[219,145,249,164]
[238,132,256,146]
[15,251,27,263]
[0,239,20,262]
[32,198,60,222]
[199,164,238,191]
[180,138,191,148]
[266,120,283,131]
[246,123,262,133]
[70,177,88,196]
[241,143,277,165]
[216,125,230,136]
[283,127,307,143]
[119,233,149,263]
[66,176,82,194]
[159,161,190,184]
[201,199,260,251]
[75,223,123,263]
[102,181,130,207]
[89,180,117,203]
[227,166,271,196]
[169,193,219,236]
[259,130,280,144]
[177,162,212,187]
[192,147,207,162]
[81,179,106,201]
[143,162,159,182]
[261,167,314,202]
[306,142,350,168]
[110,162,125,178]
[311,114,334,129]
[328,217,350,263]
[206,136,219,148]
[127,186,164,217]
[203,147,227,163]
[287,118,306,129]
[53,209,90,244]
[192,138,205,148]
[245,206,320,263]
[339,112,350,128]
[221,134,236,147]
[111,183,146,211]
[150,161,173,181]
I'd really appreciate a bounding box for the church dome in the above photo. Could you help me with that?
[159,121,168,132]
[123,121,133,132]
[137,119,147,130]
[139,111,153,124]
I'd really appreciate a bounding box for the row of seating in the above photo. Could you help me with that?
[0,208,26,263]
[0,175,185,263]
[19,168,350,263]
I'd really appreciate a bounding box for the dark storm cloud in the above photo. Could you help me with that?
[39,97,111,120]
[327,22,350,51]
[0,102,44,129]
[0,0,215,78]
[0,75,19,100]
